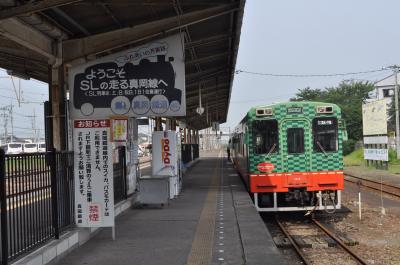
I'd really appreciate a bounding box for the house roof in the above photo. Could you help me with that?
[375,73,400,88]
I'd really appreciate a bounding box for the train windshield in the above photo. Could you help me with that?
[313,117,338,152]
[252,120,279,154]
[287,128,304,154]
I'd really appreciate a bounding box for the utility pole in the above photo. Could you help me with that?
[10,76,21,107]
[9,104,13,143]
[0,107,9,143]
[28,109,37,142]
[387,65,400,158]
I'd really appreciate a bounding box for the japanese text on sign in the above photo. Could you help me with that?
[74,119,114,227]
[364,148,388,161]
[69,34,185,118]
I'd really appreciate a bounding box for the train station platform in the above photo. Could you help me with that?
[51,151,284,265]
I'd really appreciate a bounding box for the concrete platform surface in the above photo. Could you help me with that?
[54,150,284,265]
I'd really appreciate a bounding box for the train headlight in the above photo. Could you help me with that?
[256,108,273,116]
[316,106,333,114]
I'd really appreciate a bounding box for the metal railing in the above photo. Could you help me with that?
[54,151,74,233]
[192,144,199,160]
[0,149,74,264]
[0,146,131,264]
[181,144,199,164]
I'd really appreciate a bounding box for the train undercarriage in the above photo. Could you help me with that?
[254,189,341,212]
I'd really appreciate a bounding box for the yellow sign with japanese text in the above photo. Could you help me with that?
[111,118,128,142]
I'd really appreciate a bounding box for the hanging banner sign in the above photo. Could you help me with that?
[69,34,185,119]
[73,119,114,227]
[364,148,389,161]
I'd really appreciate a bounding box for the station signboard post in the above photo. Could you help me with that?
[69,33,185,230]
[362,99,389,168]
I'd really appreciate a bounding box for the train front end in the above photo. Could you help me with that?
[248,102,346,212]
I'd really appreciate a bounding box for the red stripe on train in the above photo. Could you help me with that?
[250,171,344,193]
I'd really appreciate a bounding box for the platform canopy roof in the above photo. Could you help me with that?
[0,0,244,130]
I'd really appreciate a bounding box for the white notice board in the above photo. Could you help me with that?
[73,119,114,227]
[364,148,389,161]
[362,99,387,136]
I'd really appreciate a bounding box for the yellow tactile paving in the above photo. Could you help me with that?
[186,152,221,265]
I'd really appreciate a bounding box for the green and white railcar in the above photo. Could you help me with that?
[231,101,347,212]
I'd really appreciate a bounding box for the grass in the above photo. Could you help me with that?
[388,164,400,174]
[343,148,364,166]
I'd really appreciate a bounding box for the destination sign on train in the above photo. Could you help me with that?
[317,120,333,125]
[287,107,303,114]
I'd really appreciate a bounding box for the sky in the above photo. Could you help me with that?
[0,69,47,140]
[226,0,400,129]
[2,0,400,138]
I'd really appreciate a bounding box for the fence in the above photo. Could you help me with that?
[0,149,74,265]
[181,144,199,164]
[54,152,74,233]
[0,146,130,264]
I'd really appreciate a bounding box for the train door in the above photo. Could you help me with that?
[281,120,311,173]
[245,125,249,175]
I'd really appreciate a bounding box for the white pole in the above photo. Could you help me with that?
[380,174,386,215]
[358,192,362,221]
[394,67,400,158]
[357,181,362,221]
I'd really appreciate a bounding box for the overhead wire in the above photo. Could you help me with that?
[13,126,43,131]
[0,87,47,97]
[0,93,44,104]
[235,68,390,78]
[0,72,46,139]
[231,68,392,104]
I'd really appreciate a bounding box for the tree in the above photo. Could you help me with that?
[290,87,324,101]
[291,81,375,140]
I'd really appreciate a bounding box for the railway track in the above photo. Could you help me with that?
[344,174,400,199]
[273,216,368,265]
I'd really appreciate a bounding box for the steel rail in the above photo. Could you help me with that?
[345,173,400,190]
[273,216,312,265]
[345,174,400,199]
[311,218,368,265]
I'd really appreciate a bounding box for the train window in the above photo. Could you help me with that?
[313,118,338,152]
[287,128,304,154]
[239,134,243,154]
[252,120,279,154]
